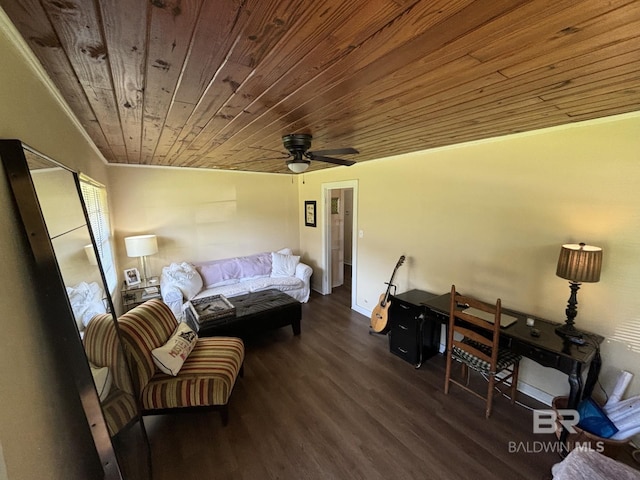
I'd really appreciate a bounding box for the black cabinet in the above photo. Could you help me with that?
[388,289,442,368]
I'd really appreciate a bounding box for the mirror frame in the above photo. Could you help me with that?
[0,139,124,479]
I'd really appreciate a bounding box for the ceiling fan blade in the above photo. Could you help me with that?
[309,147,359,156]
[307,154,355,166]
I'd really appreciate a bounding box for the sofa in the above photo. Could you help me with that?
[160,249,312,319]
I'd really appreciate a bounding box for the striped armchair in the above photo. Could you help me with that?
[117,299,244,425]
[83,313,139,437]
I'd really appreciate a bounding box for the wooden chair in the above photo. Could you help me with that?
[444,285,521,418]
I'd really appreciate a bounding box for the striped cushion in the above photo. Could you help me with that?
[118,299,178,394]
[453,339,521,374]
[142,336,244,409]
[101,388,138,437]
[118,299,244,410]
[84,313,133,394]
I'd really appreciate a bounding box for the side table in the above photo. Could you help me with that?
[121,278,161,312]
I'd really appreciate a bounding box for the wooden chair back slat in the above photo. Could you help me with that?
[455,311,497,332]
[454,326,492,348]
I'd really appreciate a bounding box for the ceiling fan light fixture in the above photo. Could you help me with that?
[280,133,357,171]
[287,160,310,173]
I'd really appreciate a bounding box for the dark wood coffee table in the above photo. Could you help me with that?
[186,289,301,338]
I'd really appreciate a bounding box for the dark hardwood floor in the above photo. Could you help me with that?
[131,287,569,480]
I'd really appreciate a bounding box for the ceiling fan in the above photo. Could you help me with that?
[281,134,358,173]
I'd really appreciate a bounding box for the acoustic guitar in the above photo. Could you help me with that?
[370,255,406,334]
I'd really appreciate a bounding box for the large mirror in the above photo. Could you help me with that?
[0,140,150,479]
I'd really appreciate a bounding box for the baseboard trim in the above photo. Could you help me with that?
[516,381,554,406]
[352,304,370,317]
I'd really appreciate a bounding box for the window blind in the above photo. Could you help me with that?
[79,176,117,294]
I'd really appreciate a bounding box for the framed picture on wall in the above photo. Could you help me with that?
[124,267,141,287]
[305,200,316,227]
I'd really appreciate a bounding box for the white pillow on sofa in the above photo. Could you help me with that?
[66,281,106,331]
[271,252,300,277]
[151,323,198,376]
[162,262,203,300]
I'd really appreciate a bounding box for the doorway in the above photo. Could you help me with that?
[322,180,358,309]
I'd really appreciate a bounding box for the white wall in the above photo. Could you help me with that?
[299,112,640,406]
[108,166,300,284]
[0,8,109,479]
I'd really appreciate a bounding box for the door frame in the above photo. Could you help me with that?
[322,180,358,308]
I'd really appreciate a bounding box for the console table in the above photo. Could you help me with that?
[422,291,604,413]
[388,290,604,407]
[388,289,604,455]
[423,291,604,455]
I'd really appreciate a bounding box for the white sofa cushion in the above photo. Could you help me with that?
[271,252,300,277]
[194,283,252,301]
[162,262,203,300]
[247,276,304,293]
[194,277,305,303]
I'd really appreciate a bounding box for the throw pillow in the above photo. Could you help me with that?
[237,253,272,279]
[89,363,112,401]
[197,259,241,288]
[163,262,203,300]
[151,323,198,376]
[67,282,106,331]
[271,252,300,277]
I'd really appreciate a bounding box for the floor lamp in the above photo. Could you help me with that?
[555,242,602,338]
[124,234,158,283]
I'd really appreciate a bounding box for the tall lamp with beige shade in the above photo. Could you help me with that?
[555,242,602,338]
[124,234,158,283]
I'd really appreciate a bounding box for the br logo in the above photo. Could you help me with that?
[533,409,580,434]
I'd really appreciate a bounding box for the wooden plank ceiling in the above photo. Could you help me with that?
[2,0,639,174]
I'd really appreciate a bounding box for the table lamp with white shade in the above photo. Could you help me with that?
[124,234,158,283]
[84,244,98,266]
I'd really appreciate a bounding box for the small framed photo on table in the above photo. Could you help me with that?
[305,200,316,227]
[124,267,141,287]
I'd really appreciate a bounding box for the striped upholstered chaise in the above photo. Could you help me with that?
[83,313,140,437]
[117,298,244,425]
